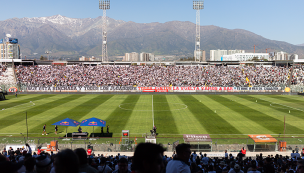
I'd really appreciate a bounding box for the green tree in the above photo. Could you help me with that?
[251,57,259,61]
[40,56,47,60]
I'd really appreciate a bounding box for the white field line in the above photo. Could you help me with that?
[118,102,187,111]
[110,133,304,136]
[1,101,36,111]
[259,98,304,113]
[0,97,50,111]
[1,133,304,136]
[0,133,42,134]
[152,95,154,127]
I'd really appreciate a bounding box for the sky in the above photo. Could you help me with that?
[0,0,303,45]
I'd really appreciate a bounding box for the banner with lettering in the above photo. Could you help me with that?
[183,134,212,142]
[138,87,234,91]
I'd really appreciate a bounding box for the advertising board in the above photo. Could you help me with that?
[9,38,18,44]
[183,134,212,142]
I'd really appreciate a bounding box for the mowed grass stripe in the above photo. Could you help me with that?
[3,94,85,134]
[81,95,128,135]
[241,95,304,121]
[105,95,140,133]
[153,95,178,134]
[224,95,304,134]
[0,94,54,110]
[193,95,273,135]
[4,94,27,99]
[26,94,90,134]
[30,95,114,134]
[0,95,77,131]
[263,95,304,111]
[236,95,304,134]
[123,95,154,135]
[266,95,304,106]
[166,95,208,134]
[178,95,241,134]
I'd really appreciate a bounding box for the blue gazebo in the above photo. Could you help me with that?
[52,118,80,138]
[80,117,106,137]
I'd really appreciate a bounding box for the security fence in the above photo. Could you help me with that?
[1,136,304,153]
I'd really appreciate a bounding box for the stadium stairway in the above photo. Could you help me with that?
[0,67,16,85]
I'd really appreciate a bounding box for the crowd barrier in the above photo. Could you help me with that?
[0,136,303,152]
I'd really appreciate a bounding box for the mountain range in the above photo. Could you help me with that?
[0,15,303,60]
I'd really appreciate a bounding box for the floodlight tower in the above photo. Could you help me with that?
[99,0,110,62]
[193,0,204,61]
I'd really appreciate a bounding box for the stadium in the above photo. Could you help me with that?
[1,1,304,172]
[1,63,304,142]
[1,61,304,172]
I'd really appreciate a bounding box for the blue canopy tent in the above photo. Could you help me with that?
[52,118,80,138]
[80,117,106,137]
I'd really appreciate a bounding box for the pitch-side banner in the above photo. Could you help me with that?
[138,87,234,91]
[234,87,281,90]
[26,86,136,91]
[248,134,277,143]
[183,134,212,142]
[25,86,282,91]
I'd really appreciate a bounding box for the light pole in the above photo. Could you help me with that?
[193,1,204,62]
[99,0,110,62]
[45,50,52,61]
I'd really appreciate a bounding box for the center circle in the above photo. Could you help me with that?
[119,102,188,111]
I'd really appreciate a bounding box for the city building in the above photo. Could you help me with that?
[228,50,245,55]
[139,52,150,62]
[210,49,227,61]
[79,56,96,61]
[149,53,155,61]
[274,51,290,60]
[124,52,155,62]
[0,35,20,59]
[194,50,206,61]
[290,54,299,61]
[210,49,246,61]
[124,52,139,61]
[222,53,269,61]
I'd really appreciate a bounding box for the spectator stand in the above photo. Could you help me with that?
[183,134,212,152]
[248,134,278,152]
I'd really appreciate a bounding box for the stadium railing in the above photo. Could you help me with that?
[0,136,303,153]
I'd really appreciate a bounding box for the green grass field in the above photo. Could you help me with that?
[1,94,304,144]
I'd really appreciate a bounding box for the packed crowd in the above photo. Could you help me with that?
[0,64,7,76]
[1,143,304,173]
[292,65,304,86]
[0,64,16,85]
[16,65,303,88]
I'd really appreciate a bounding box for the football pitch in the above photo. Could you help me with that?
[1,94,304,141]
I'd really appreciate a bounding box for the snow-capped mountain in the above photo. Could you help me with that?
[18,15,125,38]
[0,15,303,59]
[24,15,83,25]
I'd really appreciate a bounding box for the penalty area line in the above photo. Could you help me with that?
[259,98,304,112]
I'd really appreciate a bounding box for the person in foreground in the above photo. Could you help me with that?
[166,143,191,173]
[133,142,165,173]
[54,149,79,173]
[113,157,131,173]
[74,148,98,173]
[297,159,304,173]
